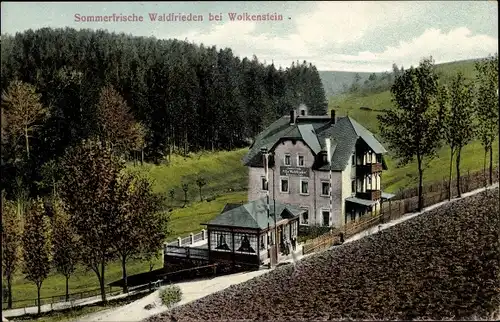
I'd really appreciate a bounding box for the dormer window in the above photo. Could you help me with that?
[322,153,328,163]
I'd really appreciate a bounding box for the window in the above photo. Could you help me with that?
[284,154,291,166]
[261,177,268,191]
[321,181,330,196]
[376,154,382,163]
[351,180,356,193]
[234,233,257,254]
[300,109,305,116]
[298,155,305,167]
[260,234,265,250]
[280,178,289,193]
[300,179,309,194]
[300,209,309,225]
[322,153,328,163]
[367,151,372,163]
[322,210,330,226]
[210,231,232,252]
[351,153,355,166]
[368,175,372,186]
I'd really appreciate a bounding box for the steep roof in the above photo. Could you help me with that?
[205,198,304,230]
[243,114,387,171]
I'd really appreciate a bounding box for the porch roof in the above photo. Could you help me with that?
[346,197,378,207]
[381,192,396,200]
[203,198,304,230]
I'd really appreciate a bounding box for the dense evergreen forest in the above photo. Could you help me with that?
[0,27,327,199]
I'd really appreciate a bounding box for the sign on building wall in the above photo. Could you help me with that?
[280,166,310,177]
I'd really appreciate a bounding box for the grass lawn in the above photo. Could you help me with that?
[8,256,162,310]
[11,291,152,322]
[127,148,248,207]
[166,191,247,241]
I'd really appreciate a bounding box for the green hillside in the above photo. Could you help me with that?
[329,58,499,192]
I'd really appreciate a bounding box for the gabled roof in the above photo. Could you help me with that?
[298,124,321,154]
[205,198,304,230]
[243,113,387,171]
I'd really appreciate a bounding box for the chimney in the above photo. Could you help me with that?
[290,110,296,125]
[330,109,336,124]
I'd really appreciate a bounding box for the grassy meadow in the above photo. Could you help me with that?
[7,58,498,309]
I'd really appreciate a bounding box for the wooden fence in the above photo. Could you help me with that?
[392,167,499,201]
[302,167,499,256]
[2,285,121,311]
[164,245,209,260]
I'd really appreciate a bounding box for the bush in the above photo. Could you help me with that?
[159,285,182,308]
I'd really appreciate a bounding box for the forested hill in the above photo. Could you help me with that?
[0,27,327,163]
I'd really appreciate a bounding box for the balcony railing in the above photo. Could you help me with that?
[356,190,381,201]
[356,162,383,174]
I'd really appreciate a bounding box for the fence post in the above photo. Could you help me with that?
[201,229,206,240]
[190,233,195,244]
[177,237,182,247]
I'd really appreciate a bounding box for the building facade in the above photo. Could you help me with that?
[244,105,389,229]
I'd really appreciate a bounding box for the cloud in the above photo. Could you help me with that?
[312,27,498,71]
[293,1,417,48]
[167,2,498,71]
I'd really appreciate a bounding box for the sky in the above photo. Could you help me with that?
[1,1,498,72]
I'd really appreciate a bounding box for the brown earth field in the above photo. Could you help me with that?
[148,188,500,321]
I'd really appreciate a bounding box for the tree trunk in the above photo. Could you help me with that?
[121,256,128,293]
[37,284,41,314]
[483,148,487,187]
[199,187,202,201]
[141,148,144,165]
[98,261,107,302]
[65,275,70,302]
[25,126,30,158]
[489,145,493,185]
[7,275,12,309]
[456,148,462,198]
[448,148,454,201]
[417,156,424,211]
[183,191,188,207]
[148,262,154,292]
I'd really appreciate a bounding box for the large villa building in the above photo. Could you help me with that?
[164,104,393,268]
[243,104,391,229]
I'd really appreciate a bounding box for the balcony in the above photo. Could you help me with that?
[356,162,383,175]
[356,190,381,201]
